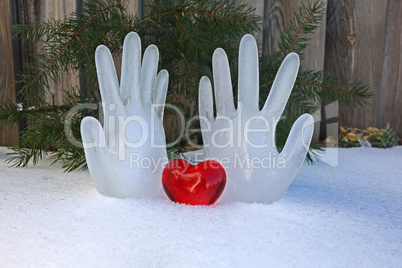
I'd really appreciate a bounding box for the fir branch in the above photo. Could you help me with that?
[0,0,371,172]
[176,47,202,76]
[174,15,200,50]
[184,11,248,21]
[115,0,130,34]
[288,96,313,114]
[288,5,315,53]
[25,38,74,91]
[277,0,326,60]
[297,78,358,98]
[260,80,274,88]
[177,0,188,10]
[12,0,128,104]
[134,11,177,28]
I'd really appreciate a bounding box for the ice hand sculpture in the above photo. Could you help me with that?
[199,34,314,203]
[81,32,168,198]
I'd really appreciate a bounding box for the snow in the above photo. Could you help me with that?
[0,146,401,267]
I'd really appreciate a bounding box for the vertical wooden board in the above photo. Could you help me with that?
[262,0,327,140]
[377,0,402,136]
[14,0,79,106]
[39,0,79,104]
[0,0,19,146]
[113,0,139,80]
[324,0,387,130]
[302,2,327,71]
[126,0,138,17]
[263,0,294,56]
[15,0,42,107]
[262,0,327,69]
[231,0,264,46]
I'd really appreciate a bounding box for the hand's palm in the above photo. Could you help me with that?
[81,32,168,198]
[199,34,314,203]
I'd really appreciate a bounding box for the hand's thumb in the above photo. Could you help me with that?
[279,114,314,166]
[81,116,109,165]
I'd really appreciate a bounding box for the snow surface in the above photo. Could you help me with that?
[0,146,401,267]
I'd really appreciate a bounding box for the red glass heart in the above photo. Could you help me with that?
[162,159,226,205]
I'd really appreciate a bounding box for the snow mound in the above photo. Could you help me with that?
[0,147,401,267]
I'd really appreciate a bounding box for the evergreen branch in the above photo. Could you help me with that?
[277,0,326,59]
[115,0,130,34]
[203,41,231,46]
[260,80,274,88]
[175,15,200,50]
[288,7,315,53]
[288,97,310,113]
[25,38,74,90]
[18,132,49,163]
[177,0,188,10]
[135,4,252,30]
[184,11,247,21]
[134,11,177,28]
[79,5,116,32]
[296,78,360,98]
[176,47,202,76]
[295,70,372,107]
[1,0,372,172]
[18,26,75,34]
[16,1,122,104]
[41,124,80,134]
[75,35,96,75]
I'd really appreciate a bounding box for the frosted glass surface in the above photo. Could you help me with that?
[81,32,168,198]
[81,32,313,203]
[199,34,314,203]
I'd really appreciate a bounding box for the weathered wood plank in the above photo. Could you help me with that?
[13,0,79,106]
[9,0,27,140]
[16,0,43,107]
[231,0,264,46]
[263,0,294,57]
[39,0,80,104]
[0,0,19,146]
[112,0,139,80]
[5,0,400,144]
[262,0,327,140]
[126,0,139,17]
[377,0,402,136]
[262,0,328,70]
[324,0,387,131]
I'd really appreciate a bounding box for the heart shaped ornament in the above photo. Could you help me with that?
[162,159,226,205]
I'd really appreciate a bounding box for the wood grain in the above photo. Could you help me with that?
[0,0,19,146]
[262,0,328,69]
[39,0,80,104]
[3,0,401,144]
[324,0,387,131]
[126,0,138,17]
[262,0,327,140]
[112,0,139,80]
[377,0,402,135]
[10,0,80,106]
[231,0,264,47]
[263,0,293,57]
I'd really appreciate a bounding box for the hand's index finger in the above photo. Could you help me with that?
[213,48,235,116]
[261,53,299,122]
[120,32,141,105]
[238,34,259,113]
[139,45,159,107]
[95,45,123,112]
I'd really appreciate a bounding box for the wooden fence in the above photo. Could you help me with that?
[0,0,401,146]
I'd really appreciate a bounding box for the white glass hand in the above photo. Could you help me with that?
[199,34,314,203]
[81,32,168,198]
